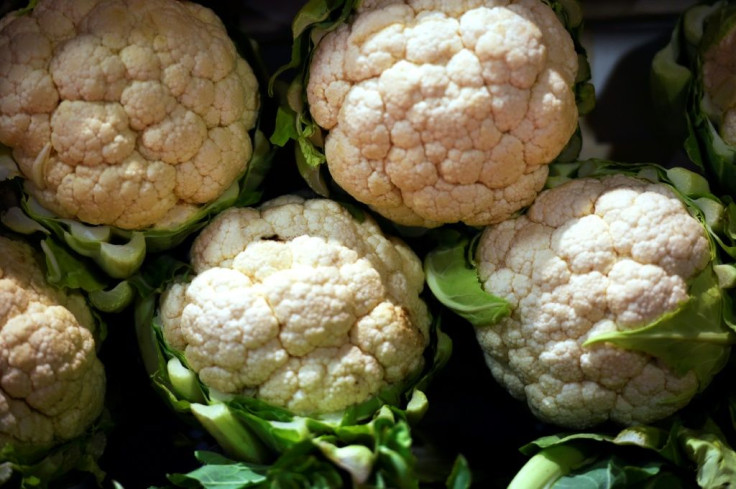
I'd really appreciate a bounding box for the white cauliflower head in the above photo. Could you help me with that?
[0,0,259,230]
[306,0,579,228]
[159,196,431,415]
[473,174,713,428]
[0,235,105,449]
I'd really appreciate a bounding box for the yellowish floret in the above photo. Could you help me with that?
[0,236,105,449]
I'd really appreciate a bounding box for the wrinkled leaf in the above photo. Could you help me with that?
[425,237,513,327]
[584,266,734,387]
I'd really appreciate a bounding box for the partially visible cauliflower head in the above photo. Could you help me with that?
[474,175,712,428]
[159,196,431,415]
[702,23,736,145]
[0,0,260,229]
[307,0,579,228]
[0,236,105,449]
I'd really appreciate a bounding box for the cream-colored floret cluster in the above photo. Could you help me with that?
[703,25,736,145]
[159,196,430,415]
[0,0,259,229]
[0,236,105,448]
[307,0,579,228]
[474,175,711,428]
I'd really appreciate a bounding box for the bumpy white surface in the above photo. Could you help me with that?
[474,175,711,428]
[0,236,105,448]
[0,0,259,229]
[160,196,430,415]
[307,0,579,227]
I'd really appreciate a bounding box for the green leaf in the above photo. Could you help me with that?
[679,425,736,489]
[583,266,734,388]
[296,132,326,168]
[40,238,107,292]
[554,457,662,489]
[168,462,267,489]
[424,237,512,327]
[445,455,472,489]
[513,418,736,489]
[291,0,340,38]
[665,166,711,197]
[270,106,299,147]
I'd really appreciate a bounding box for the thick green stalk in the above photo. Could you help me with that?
[507,444,589,489]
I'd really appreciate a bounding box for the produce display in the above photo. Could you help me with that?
[2,0,736,488]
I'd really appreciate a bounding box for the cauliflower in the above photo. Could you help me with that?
[425,162,736,429]
[135,195,447,484]
[651,0,736,196]
[0,235,105,475]
[0,0,260,230]
[295,0,586,228]
[702,16,736,145]
[159,195,430,415]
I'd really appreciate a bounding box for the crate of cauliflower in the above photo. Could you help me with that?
[133,194,452,488]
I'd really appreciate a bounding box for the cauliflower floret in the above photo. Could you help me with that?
[0,236,105,448]
[306,0,579,228]
[474,175,712,428]
[0,0,259,230]
[160,196,430,415]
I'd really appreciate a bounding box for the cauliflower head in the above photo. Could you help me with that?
[474,174,714,428]
[306,0,579,228]
[0,235,105,450]
[702,16,736,145]
[0,0,260,230]
[159,196,431,415]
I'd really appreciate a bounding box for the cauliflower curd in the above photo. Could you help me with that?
[0,0,259,229]
[307,0,580,227]
[159,196,430,415]
[0,236,105,449]
[474,175,713,428]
